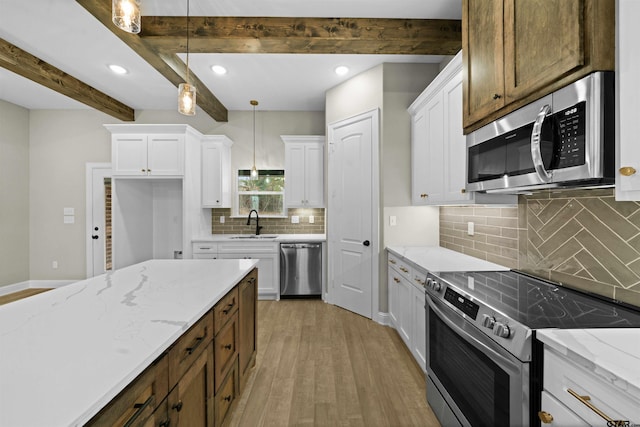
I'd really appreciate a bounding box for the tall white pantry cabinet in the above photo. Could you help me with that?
[105,124,204,268]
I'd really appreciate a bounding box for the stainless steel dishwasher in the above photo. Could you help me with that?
[280,242,322,298]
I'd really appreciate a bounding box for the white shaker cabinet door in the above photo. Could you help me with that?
[616,0,640,199]
[147,135,184,176]
[112,135,148,176]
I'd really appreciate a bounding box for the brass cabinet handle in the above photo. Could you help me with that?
[537,411,553,424]
[619,166,637,176]
[393,277,400,283]
[567,388,624,424]
[419,193,428,198]
[123,395,154,427]
[389,259,397,264]
[400,267,409,273]
[171,400,183,412]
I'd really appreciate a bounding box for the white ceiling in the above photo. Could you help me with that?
[0,0,461,115]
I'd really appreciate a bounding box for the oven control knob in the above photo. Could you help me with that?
[493,322,511,338]
[482,314,496,329]
[428,279,442,292]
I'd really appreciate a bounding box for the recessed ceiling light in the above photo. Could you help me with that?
[211,65,227,75]
[335,66,349,76]
[108,64,128,75]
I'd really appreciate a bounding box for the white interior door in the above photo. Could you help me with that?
[328,110,379,319]
[86,163,111,278]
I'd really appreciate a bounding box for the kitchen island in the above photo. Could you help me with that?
[0,259,258,427]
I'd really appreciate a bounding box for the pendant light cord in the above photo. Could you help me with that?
[185,0,190,83]
[253,103,256,167]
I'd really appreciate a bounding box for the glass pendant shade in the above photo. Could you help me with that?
[250,166,258,178]
[178,83,196,116]
[112,0,141,34]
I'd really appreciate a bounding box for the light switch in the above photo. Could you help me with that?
[309,215,315,224]
[389,216,397,226]
[64,207,74,215]
[64,215,75,224]
[467,222,474,236]
[220,216,225,224]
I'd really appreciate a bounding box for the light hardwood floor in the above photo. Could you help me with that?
[0,288,51,306]
[228,300,441,427]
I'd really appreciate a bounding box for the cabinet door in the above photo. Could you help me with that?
[616,0,640,199]
[424,92,445,204]
[388,269,400,327]
[504,0,584,102]
[303,143,324,207]
[218,253,278,299]
[202,142,223,207]
[238,270,257,388]
[411,285,427,371]
[463,0,505,127]
[147,135,184,176]
[285,143,306,207]
[443,73,473,203]
[168,342,214,427]
[112,135,148,176]
[411,105,430,205]
[396,276,413,348]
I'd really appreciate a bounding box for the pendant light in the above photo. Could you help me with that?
[178,0,196,116]
[112,0,141,34]
[250,100,259,179]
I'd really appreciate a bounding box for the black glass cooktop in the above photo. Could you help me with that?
[432,270,640,329]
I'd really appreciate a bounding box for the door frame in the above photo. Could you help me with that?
[326,108,381,322]
[85,162,111,278]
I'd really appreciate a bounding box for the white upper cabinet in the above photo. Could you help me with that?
[616,0,640,200]
[201,136,233,208]
[281,135,324,208]
[409,52,515,206]
[106,125,199,177]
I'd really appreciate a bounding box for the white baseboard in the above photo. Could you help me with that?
[375,311,391,326]
[0,280,75,297]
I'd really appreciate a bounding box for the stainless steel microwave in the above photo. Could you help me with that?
[466,72,615,193]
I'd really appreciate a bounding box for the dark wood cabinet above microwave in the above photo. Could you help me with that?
[462,0,615,134]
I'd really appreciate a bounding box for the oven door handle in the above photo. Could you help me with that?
[531,104,553,183]
[427,296,521,372]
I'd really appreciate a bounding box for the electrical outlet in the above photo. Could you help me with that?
[389,215,397,226]
[219,215,225,224]
[467,222,475,236]
[309,215,315,224]
[291,215,300,224]
[52,261,58,269]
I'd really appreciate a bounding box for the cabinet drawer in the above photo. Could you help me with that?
[539,391,589,426]
[214,287,239,335]
[543,348,639,424]
[168,311,214,386]
[387,253,412,280]
[214,313,238,392]
[215,359,239,427]
[192,243,218,254]
[86,356,168,427]
[412,269,427,289]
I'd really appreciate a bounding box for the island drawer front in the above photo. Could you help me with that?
[214,312,239,392]
[215,358,239,427]
[86,355,168,427]
[168,311,214,386]
[543,348,639,424]
[214,287,239,334]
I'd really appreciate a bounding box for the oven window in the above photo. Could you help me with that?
[429,310,510,427]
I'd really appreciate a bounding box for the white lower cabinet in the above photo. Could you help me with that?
[540,346,638,425]
[192,241,279,300]
[387,252,427,371]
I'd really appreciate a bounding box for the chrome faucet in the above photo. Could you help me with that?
[246,209,263,235]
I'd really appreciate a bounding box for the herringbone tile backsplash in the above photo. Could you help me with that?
[441,188,640,308]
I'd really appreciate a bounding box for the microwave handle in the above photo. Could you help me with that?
[531,104,553,183]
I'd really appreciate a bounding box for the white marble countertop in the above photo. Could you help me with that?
[0,259,258,427]
[537,329,640,401]
[386,245,509,272]
[193,233,326,243]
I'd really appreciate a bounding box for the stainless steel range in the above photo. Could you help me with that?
[424,270,640,427]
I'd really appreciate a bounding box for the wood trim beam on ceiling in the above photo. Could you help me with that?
[140,16,462,55]
[0,38,134,121]
[76,0,228,122]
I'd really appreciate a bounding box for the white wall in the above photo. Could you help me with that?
[24,108,324,281]
[0,100,30,288]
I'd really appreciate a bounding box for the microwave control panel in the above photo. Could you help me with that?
[555,101,586,168]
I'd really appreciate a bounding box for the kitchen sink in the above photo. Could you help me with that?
[229,235,279,240]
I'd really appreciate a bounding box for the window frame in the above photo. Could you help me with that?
[234,169,286,218]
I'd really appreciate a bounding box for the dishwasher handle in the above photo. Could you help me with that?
[281,243,321,249]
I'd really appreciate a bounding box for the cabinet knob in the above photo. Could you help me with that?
[493,93,502,100]
[538,411,553,424]
[619,166,637,176]
[224,344,232,350]
[141,169,146,172]
[223,395,232,402]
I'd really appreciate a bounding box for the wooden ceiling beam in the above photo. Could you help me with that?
[140,16,462,55]
[76,0,228,122]
[0,38,134,121]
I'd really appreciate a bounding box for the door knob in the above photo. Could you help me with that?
[92,235,99,240]
[363,240,370,247]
